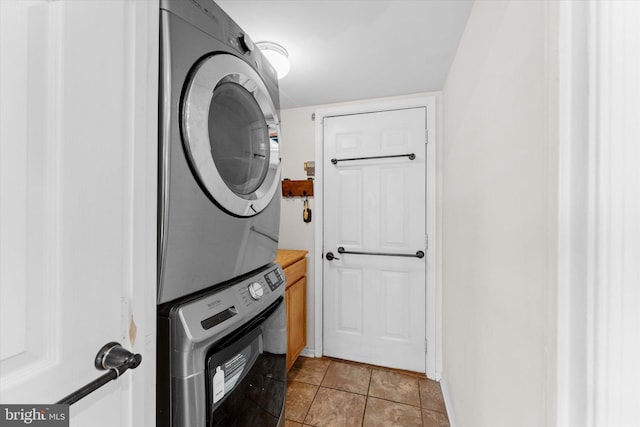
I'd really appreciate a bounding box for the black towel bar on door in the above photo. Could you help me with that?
[330,153,415,165]
[337,246,425,259]
[55,342,142,406]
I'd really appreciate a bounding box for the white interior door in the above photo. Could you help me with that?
[0,1,157,426]
[323,108,427,373]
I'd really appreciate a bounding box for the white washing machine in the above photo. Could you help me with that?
[158,0,282,304]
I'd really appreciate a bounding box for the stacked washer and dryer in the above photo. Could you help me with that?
[156,1,286,426]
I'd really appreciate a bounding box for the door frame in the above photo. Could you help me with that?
[557,1,640,425]
[313,95,438,379]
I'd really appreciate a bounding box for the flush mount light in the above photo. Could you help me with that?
[256,41,290,79]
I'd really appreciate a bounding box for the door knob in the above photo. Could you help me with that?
[325,251,340,261]
[95,342,142,371]
[56,342,142,406]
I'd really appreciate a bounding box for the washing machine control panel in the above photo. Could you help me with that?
[247,282,264,300]
[264,267,285,291]
[236,266,284,309]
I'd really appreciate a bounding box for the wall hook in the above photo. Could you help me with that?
[281,179,314,198]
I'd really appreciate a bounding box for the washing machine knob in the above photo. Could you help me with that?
[239,34,254,53]
[247,282,264,300]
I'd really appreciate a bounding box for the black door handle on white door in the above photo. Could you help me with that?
[56,342,142,405]
[325,251,340,261]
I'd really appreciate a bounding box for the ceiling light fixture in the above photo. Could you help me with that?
[256,41,290,80]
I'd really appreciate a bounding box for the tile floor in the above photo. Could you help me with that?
[285,357,450,427]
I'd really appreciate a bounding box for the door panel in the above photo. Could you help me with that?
[380,167,410,247]
[0,2,156,425]
[381,271,411,339]
[337,170,364,246]
[335,268,364,334]
[323,108,426,372]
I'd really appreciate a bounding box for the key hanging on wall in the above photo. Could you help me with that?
[303,196,312,223]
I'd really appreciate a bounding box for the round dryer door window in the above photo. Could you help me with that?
[181,53,280,217]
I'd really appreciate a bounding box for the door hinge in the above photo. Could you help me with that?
[425,234,429,250]
[425,338,428,354]
[425,129,429,144]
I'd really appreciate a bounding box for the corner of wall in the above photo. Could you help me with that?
[439,376,457,427]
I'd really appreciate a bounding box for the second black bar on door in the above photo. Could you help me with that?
[330,153,415,165]
[337,246,424,259]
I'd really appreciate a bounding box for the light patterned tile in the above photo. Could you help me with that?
[419,379,446,414]
[369,369,421,407]
[321,361,371,395]
[286,381,318,423]
[422,409,450,427]
[363,397,422,427]
[288,357,331,385]
[304,387,366,427]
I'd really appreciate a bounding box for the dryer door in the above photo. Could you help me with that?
[182,53,280,217]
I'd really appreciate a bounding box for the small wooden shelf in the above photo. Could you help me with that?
[281,179,314,198]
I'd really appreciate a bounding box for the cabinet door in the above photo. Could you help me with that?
[286,277,307,370]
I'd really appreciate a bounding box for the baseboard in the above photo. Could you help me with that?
[300,348,315,358]
[439,377,457,427]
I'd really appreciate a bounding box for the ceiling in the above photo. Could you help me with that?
[216,0,474,109]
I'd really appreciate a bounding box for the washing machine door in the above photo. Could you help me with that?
[182,53,280,217]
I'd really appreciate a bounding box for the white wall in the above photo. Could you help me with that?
[441,1,558,426]
[278,105,317,356]
[278,92,443,371]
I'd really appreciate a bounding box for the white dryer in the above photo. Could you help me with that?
[158,0,282,304]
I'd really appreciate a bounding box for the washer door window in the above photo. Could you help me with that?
[182,53,280,217]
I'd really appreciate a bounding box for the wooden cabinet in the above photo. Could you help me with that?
[276,249,308,370]
[286,276,306,369]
